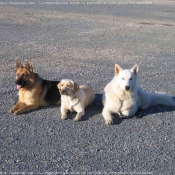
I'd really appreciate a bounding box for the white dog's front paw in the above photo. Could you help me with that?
[105,120,113,125]
[61,115,67,120]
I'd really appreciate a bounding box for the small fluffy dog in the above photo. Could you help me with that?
[9,60,61,114]
[57,79,95,121]
[102,64,175,125]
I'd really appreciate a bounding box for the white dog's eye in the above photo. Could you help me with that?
[122,78,125,80]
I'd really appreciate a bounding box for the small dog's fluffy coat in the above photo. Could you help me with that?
[57,79,95,121]
[102,64,175,125]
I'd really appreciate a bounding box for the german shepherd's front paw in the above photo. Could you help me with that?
[9,108,15,113]
[9,108,21,115]
[13,110,21,115]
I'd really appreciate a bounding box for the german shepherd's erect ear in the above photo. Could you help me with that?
[25,61,33,72]
[16,60,23,70]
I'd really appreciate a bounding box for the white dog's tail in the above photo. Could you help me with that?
[150,92,175,106]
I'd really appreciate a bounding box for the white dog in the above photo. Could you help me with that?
[102,64,175,125]
[57,79,95,121]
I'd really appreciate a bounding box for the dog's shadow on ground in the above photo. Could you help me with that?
[16,104,60,115]
[19,94,103,120]
[133,96,175,119]
[112,97,175,125]
[37,94,103,121]
[16,95,175,124]
[83,95,175,124]
[136,104,175,118]
[78,93,103,121]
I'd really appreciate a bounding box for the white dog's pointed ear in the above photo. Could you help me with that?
[131,65,139,74]
[115,64,122,75]
[73,82,79,94]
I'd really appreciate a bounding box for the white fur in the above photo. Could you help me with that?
[102,64,175,125]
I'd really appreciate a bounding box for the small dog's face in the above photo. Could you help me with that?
[57,79,79,96]
[115,64,139,92]
[15,60,34,90]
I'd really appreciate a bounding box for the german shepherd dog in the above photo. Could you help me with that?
[9,60,61,114]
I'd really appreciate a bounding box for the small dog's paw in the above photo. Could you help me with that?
[61,115,67,120]
[105,120,113,125]
[74,117,81,122]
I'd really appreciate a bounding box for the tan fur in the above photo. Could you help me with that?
[57,79,95,121]
[9,60,60,114]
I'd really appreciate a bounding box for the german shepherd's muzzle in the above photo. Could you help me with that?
[15,76,27,89]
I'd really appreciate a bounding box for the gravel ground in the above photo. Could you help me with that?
[0,0,175,174]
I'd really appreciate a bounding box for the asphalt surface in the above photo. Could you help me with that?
[0,0,175,174]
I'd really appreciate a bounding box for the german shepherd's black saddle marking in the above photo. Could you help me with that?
[43,80,61,104]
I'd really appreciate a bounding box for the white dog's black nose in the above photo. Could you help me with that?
[125,86,130,91]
